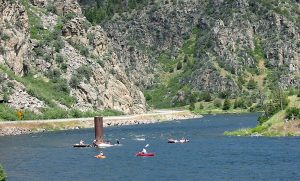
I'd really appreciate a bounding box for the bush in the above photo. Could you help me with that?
[223,99,231,110]
[213,99,222,108]
[0,164,6,181]
[198,103,204,109]
[61,63,68,72]
[247,78,257,90]
[234,98,247,109]
[77,66,92,80]
[189,102,195,111]
[55,54,64,63]
[69,74,81,88]
[53,39,64,52]
[46,4,57,14]
[199,92,212,102]
[218,90,230,99]
[42,107,68,119]
[0,46,5,55]
[176,61,182,70]
[46,69,61,80]
[286,107,300,120]
[53,79,70,93]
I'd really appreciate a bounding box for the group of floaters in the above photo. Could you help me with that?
[167,137,189,144]
[75,137,189,159]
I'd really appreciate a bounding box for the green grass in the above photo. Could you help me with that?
[225,96,300,136]
[0,105,124,121]
[21,0,50,40]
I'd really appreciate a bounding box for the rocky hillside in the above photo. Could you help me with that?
[0,0,300,120]
[86,0,299,107]
[0,0,147,119]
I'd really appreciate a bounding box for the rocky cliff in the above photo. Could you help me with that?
[1,0,300,119]
[0,0,147,116]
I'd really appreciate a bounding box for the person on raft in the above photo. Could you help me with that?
[79,140,84,145]
[141,148,147,154]
[99,151,104,156]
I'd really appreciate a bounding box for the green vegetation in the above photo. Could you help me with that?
[0,165,6,181]
[226,95,300,136]
[0,65,76,107]
[85,0,150,24]
[0,104,123,121]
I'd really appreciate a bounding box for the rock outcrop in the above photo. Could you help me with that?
[0,0,30,76]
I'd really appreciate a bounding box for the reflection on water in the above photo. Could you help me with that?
[1,113,300,180]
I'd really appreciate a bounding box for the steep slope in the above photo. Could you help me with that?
[0,0,146,120]
[83,0,300,109]
[1,0,300,121]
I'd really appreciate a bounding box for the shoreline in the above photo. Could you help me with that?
[0,110,201,136]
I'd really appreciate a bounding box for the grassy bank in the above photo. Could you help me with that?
[0,106,123,121]
[225,95,300,136]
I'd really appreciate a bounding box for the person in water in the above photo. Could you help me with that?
[116,139,120,144]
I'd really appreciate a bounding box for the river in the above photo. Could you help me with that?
[1,113,300,180]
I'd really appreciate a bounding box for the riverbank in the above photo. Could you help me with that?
[225,96,300,137]
[0,110,200,136]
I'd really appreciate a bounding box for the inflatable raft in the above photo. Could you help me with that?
[136,152,155,157]
[95,155,106,159]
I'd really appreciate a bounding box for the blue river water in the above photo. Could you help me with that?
[1,113,300,181]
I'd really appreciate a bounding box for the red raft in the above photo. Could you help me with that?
[136,152,155,157]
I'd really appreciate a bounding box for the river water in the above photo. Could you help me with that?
[1,113,300,181]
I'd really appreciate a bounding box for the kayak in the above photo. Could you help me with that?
[73,144,91,147]
[95,155,106,159]
[168,139,178,143]
[136,152,155,157]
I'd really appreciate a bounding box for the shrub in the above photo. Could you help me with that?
[53,39,64,52]
[87,33,95,44]
[176,61,182,70]
[69,74,81,88]
[233,98,247,109]
[70,109,83,118]
[199,92,212,102]
[189,102,195,111]
[0,46,5,55]
[47,69,61,80]
[0,164,6,181]
[199,103,204,109]
[46,4,57,14]
[218,90,230,99]
[77,66,92,80]
[247,78,257,90]
[213,99,222,108]
[42,107,68,119]
[61,63,68,72]
[286,107,300,120]
[55,54,64,63]
[53,79,70,93]
[223,99,231,110]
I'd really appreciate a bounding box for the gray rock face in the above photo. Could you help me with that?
[0,0,31,76]
[0,0,147,114]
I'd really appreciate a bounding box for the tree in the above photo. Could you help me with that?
[0,165,6,181]
[223,99,231,110]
